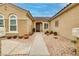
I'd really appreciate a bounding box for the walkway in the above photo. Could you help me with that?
[29,33,49,56]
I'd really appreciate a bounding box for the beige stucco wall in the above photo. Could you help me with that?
[0,4,33,36]
[43,22,49,32]
[51,4,79,40]
[26,17,33,34]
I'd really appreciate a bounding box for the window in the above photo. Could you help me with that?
[9,15,17,32]
[0,15,4,27]
[44,23,48,29]
[55,20,59,27]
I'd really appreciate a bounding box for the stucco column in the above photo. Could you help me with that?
[42,22,44,32]
[34,22,36,32]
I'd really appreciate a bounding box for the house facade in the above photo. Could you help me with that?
[1,3,79,40]
[33,17,49,32]
[0,3,33,37]
[0,3,50,37]
[50,3,79,40]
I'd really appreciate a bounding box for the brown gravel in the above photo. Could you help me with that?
[43,34,75,56]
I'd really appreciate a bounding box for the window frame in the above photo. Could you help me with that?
[44,23,48,29]
[0,14,4,27]
[9,14,18,33]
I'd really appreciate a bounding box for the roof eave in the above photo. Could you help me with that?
[49,3,78,22]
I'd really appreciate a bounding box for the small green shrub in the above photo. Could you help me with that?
[13,36,17,39]
[53,32,58,36]
[7,36,12,39]
[50,31,53,34]
[45,31,49,34]
[18,36,23,39]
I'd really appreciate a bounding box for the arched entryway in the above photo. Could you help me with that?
[36,22,42,32]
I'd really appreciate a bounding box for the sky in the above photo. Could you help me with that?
[16,3,68,17]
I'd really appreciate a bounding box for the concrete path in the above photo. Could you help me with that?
[29,33,49,56]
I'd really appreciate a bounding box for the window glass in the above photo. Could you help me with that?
[44,23,48,29]
[10,26,16,31]
[0,15,3,27]
[10,15,17,31]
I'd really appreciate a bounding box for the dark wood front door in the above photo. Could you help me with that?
[36,23,41,32]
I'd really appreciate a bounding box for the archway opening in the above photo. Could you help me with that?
[36,22,42,32]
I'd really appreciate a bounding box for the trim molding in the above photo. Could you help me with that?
[9,14,18,33]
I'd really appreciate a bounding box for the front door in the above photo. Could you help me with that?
[36,23,41,32]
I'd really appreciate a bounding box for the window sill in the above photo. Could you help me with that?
[6,31,18,33]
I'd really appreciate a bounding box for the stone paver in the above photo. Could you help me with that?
[29,33,49,56]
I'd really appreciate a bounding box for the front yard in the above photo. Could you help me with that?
[1,34,35,56]
[0,32,76,56]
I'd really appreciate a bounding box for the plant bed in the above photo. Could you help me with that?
[13,36,17,39]
[50,31,53,34]
[53,32,58,36]
[45,31,49,34]
[7,36,12,39]
[18,36,23,39]
[24,36,29,39]
[45,31,50,35]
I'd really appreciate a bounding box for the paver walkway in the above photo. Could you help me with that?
[29,33,49,56]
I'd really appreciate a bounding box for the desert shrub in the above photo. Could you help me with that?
[53,32,58,36]
[71,40,77,44]
[32,28,35,32]
[7,36,12,39]
[18,36,23,39]
[13,36,17,39]
[50,31,53,34]
[45,31,49,34]
[24,36,29,39]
